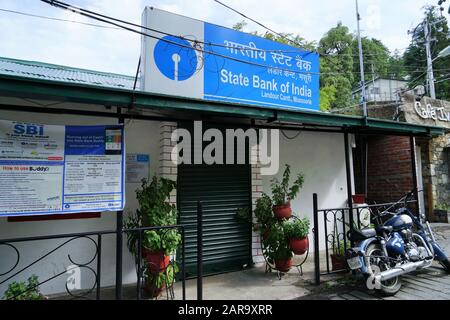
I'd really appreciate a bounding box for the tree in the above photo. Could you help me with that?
[403,5,450,100]
[351,37,391,85]
[318,23,355,109]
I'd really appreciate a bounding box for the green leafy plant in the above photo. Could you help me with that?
[270,165,305,206]
[125,176,181,257]
[3,275,44,300]
[284,218,310,239]
[125,176,181,297]
[253,193,275,231]
[435,202,450,212]
[263,223,293,262]
[236,207,252,224]
[332,239,347,256]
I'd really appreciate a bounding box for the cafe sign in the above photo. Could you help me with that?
[402,94,450,129]
[414,101,450,122]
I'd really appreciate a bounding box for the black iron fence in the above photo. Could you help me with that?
[0,225,188,300]
[312,193,417,284]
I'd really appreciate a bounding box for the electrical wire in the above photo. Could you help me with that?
[0,8,122,30]
[281,130,302,140]
[37,1,450,79]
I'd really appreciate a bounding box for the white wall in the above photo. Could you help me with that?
[0,109,160,296]
[261,131,354,251]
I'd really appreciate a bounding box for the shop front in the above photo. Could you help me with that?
[0,7,446,299]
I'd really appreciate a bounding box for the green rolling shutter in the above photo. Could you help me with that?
[177,163,252,277]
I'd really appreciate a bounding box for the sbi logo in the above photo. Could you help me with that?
[14,124,44,135]
[154,35,198,81]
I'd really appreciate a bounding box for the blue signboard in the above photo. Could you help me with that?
[144,8,319,112]
[202,23,319,111]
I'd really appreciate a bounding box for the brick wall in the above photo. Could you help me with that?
[251,144,265,265]
[159,121,177,205]
[367,135,414,203]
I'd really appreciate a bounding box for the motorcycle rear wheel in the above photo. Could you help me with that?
[365,243,402,296]
[439,258,450,274]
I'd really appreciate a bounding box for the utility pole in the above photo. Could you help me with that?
[424,19,437,99]
[356,0,368,117]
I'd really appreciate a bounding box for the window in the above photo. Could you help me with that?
[371,87,380,95]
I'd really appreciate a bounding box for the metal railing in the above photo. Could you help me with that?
[0,225,189,300]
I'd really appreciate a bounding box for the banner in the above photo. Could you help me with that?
[141,7,320,112]
[0,120,125,217]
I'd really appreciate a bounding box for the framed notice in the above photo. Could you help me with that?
[126,153,150,183]
[0,119,125,217]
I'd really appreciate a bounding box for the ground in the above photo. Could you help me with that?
[298,223,450,300]
[50,223,450,300]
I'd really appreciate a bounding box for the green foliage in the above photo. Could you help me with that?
[320,85,337,111]
[435,202,450,211]
[253,193,276,232]
[263,222,293,261]
[3,275,44,300]
[135,176,178,227]
[125,176,181,257]
[270,164,305,206]
[236,207,252,223]
[351,37,391,86]
[318,23,355,110]
[284,217,310,239]
[332,240,347,256]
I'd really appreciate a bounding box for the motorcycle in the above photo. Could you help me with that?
[345,190,450,296]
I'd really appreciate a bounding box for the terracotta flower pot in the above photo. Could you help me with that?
[272,203,292,220]
[144,281,166,298]
[331,254,348,272]
[275,258,293,272]
[352,194,366,204]
[289,237,308,255]
[143,249,170,273]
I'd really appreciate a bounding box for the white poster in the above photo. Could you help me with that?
[126,154,150,183]
[0,120,125,217]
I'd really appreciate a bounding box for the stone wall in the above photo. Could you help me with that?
[429,134,450,209]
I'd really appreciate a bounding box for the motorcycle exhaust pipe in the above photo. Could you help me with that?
[374,260,432,283]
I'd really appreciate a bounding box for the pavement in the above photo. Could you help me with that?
[51,223,450,300]
[298,223,450,300]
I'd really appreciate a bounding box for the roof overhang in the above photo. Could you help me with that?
[0,73,446,137]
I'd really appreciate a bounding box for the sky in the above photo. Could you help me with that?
[0,0,448,76]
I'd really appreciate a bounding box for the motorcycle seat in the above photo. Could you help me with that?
[349,228,377,241]
[376,225,393,234]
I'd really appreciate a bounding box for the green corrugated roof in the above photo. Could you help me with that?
[0,56,137,90]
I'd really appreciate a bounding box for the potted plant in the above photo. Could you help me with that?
[125,176,181,296]
[3,275,46,300]
[330,239,348,272]
[284,217,310,255]
[263,223,294,273]
[270,165,304,220]
[144,264,179,298]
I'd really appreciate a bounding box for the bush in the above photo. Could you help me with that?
[3,275,44,300]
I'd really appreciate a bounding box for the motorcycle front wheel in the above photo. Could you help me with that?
[365,243,402,296]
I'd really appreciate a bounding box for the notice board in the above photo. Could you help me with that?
[0,119,125,217]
